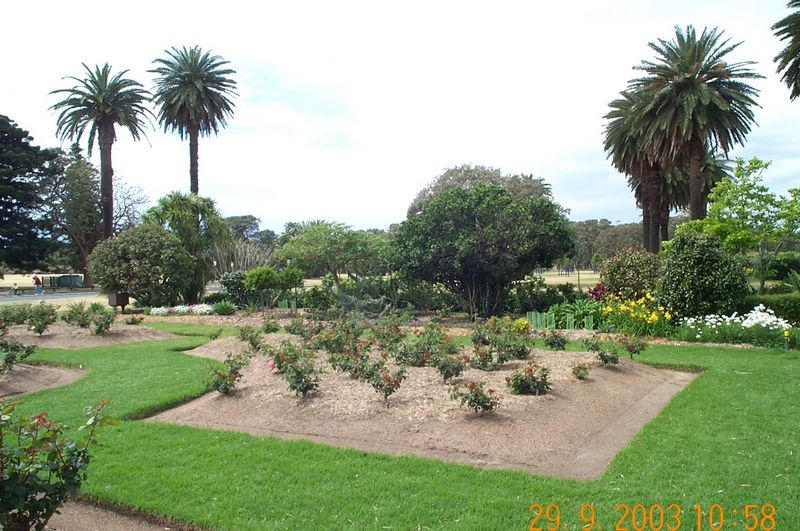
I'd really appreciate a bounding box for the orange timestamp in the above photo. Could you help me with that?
[529,502,776,531]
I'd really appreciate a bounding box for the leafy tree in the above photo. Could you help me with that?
[627,25,762,221]
[0,115,57,270]
[407,164,553,218]
[89,224,194,307]
[149,46,237,194]
[658,232,749,318]
[681,157,800,294]
[251,228,278,249]
[773,0,800,100]
[224,215,260,240]
[142,192,232,303]
[39,146,150,282]
[393,183,574,318]
[50,63,151,239]
[276,222,390,291]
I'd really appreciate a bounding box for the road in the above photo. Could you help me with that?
[0,290,100,304]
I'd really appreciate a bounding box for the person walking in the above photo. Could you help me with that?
[32,274,43,295]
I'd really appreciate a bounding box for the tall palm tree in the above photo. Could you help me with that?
[50,63,151,239]
[149,46,237,195]
[604,90,664,252]
[629,25,762,220]
[773,1,800,100]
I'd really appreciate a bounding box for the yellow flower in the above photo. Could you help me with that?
[664,311,672,320]
[658,306,665,311]
[646,292,655,301]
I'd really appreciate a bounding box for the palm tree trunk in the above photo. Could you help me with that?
[98,122,115,239]
[689,142,705,220]
[640,183,651,252]
[646,168,661,253]
[189,122,199,194]
[660,201,670,243]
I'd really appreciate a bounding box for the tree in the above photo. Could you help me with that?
[628,25,762,220]
[276,222,389,291]
[39,146,150,282]
[659,232,749,318]
[142,192,232,303]
[393,183,574,318]
[683,157,800,294]
[50,63,151,239]
[224,215,260,240]
[0,115,57,270]
[407,164,553,218]
[89,224,194,308]
[149,46,237,194]
[773,1,800,100]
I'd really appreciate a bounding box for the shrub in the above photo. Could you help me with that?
[581,334,619,366]
[327,340,373,379]
[61,301,92,328]
[659,232,749,319]
[89,224,194,308]
[571,362,590,380]
[506,277,575,314]
[0,304,32,327]
[209,328,223,340]
[283,352,322,397]
[0,399,116,531]
[210,351,252,395]
[470,316,532,369]
[124,315,144,325]
[236,326,263,352]
[264,340,306,374]
[91,308,116,336]
[219,271,249,306]
[261,319,281,334]
[395,322,458,367]
[360,358,407,407]
[449,381,501,416]
[540,330,567,351]
[202,291,230,305]
[616,333,648,358]
[299,285,336,311]
[601,247,661,301]
[27,302,58,335]
[505,362,551,395]
[1,339,36,375]
[435,355,468,383]
[212,301,237,316]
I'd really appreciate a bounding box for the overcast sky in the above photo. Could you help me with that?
[4,1,798,234]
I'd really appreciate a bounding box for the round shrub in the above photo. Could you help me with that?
[89,225,194,308]
[601,247,661,301]
[658,232,749,319]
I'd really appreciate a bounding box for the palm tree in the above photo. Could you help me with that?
[773,1,800,100]
[604,90,664,252]
[50,63,151,239]
[629,25,762,220]
[149,46,237,195]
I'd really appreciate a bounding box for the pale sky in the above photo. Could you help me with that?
[4,1,799,234]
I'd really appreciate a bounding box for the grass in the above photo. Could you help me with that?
[11,327,799,530]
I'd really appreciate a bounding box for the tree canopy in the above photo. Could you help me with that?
[50,63,151,239]
[407,164,553,218]
[393,183,574,318]
[0,115,57,270]
[142,192,232,303]
[773,0,800,100]
[150,46,237,195]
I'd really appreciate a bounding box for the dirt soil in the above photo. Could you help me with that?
[0,316,696,531]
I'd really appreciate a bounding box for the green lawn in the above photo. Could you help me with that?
[15,329,799,530]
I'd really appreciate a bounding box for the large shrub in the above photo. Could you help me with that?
[89,224,195,308]
[658,232,749,318]
[600,247,661,301]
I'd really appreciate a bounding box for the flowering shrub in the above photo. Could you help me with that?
[571,362,590,380]
[449,381,501,416]
[28,302,58,335]
[601,293,672,336]
[283,352,322,397]
[616,333,648,358]
[395,322,458,367]
[361,358,407,407]
[435,354,469,383]
[261,319,281,334]
[327,340,374,379]
[673,305,793,348]
[150,304,215,316]
[470,316,532,369]
[600,247,661,301]
[540,330,567,351]
[210,351,252,394]
[0,399,116,531]
[581,334,619,366]
[505,362,551,395]
[263,340,306,374]
[1,338,36,375]
[237,325,263,352]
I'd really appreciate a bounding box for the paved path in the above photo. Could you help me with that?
[0,290,100,304]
